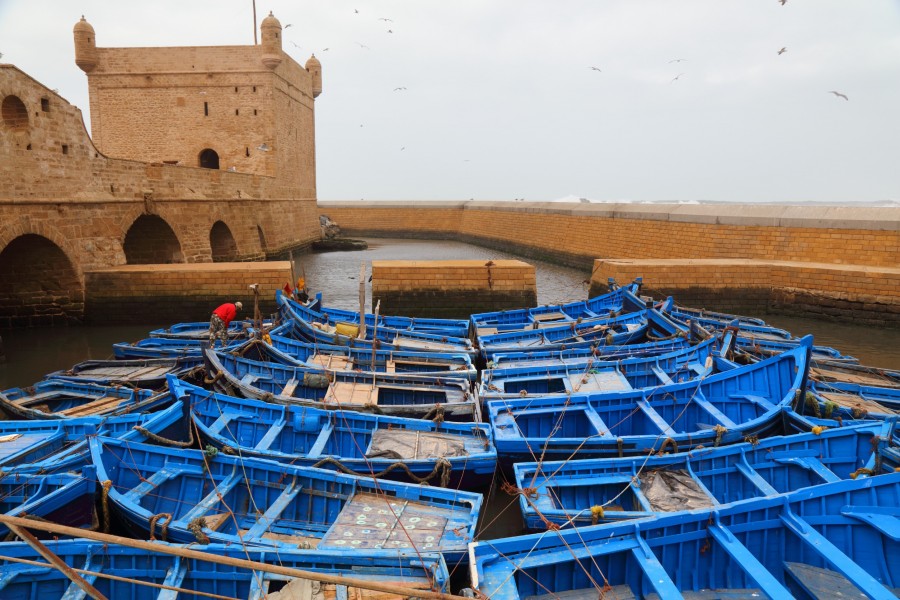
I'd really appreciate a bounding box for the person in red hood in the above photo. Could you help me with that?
[209,301,242,347]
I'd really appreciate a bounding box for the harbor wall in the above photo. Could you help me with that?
[319,201,900,322]
[83,261,292,325]
[371,260,537,319]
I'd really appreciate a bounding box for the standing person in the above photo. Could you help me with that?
[209,301,242,347]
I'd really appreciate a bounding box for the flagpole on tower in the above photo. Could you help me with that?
[252,0,258,45]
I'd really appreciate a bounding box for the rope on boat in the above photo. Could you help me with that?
[823,400,839,418]
[657,437,678,455]
[617,438,624,457]
[187,516,210,544]
[852,406,869,419]
[646,330,687,342]
[149,512,172,541]
[743,434,760,446]
[811,426,827,435]
[203,370,225,386]
[133,423,194,448]
[311,456,453,487]
[804,393,822,418]
[590,505,605,525]
[100,480,113,533]
[421,403,445,425]
[713,424,728,447]
[850,468,875,479]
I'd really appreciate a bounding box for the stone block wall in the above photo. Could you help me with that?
[83,261,292,324]
[372,259,537,319]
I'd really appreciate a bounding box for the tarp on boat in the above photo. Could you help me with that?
[638,468,714,512]
[366,429,469,460]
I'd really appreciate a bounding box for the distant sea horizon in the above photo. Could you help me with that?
[321,197,900,207]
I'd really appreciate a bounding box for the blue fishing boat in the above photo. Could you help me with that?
[112,336,245,360]
[148,319,271,340]
[278,291,478,356]
[174,376,496,488]
[205,347,481,421]
[0,467,98,538]
[0,540,451,598]
[470,471,900,599]
[486,337,811,462]
[91,436,482,564]
[512,419,894,530]
[315,293,471,338]
[0,399,187,475]
[46,358,198,389]
[469,281,638,335]
[0,378,158,419]
[671,303,769,327]
[805,383,900,421]
[480,336,723,400]
[486,337,691,368]
[810,359,900,388]
[261,330,478,379]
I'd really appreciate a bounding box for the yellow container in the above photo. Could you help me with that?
[334,322,359,337]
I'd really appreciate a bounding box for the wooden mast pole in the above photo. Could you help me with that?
[0,514,469,600]
[252,0,258,44]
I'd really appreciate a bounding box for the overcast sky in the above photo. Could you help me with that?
[2,1,899,203]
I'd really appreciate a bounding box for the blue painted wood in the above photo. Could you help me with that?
[176,375,497,487]
[0,540,450,598]
[44,358,197,389]
[0,378,158,419]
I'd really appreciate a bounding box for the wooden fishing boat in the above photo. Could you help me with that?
[278,291,478,356]
[469,282,637,335]
[471,471,900,600]
[480,337,723,400]
[0,467,98,538]
[0,378,159,419]
[148,319,270,340]
[805,383,900,420]
[476,310,653,354]
[486,337,691,368]
[46,358,197,389]
[205,347,481,421]
[0,539,451,598]
[112,336,245,359]
[174,376,496,488]
[260,330,478,379]
[316,294,471,338]
[810,359,900,389]
[486,337,811,462]
[0,399,187,475]
[512,419,894,530]
[91,436,482,564]
[671,303,769,327]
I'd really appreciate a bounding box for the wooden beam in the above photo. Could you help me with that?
[0,514,466,600]
[6,522,108,600]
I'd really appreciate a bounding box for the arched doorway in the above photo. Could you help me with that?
[210,221,238,262]
[123,215,184,264]
[1,95,29,131]
[199,148,220,169]
[0,234,83,326]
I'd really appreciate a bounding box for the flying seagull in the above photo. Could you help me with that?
[284,24,293,29]
[322,48,330,51]
[354,9,359,13]
[778,47,787,55]
[378,17,394,22]
[394,87,407,91]
[671,73,685,83]
[828,90,849,101]
[356,42,370,49]
[257,143,270,152]
[779,0,787,5]
[290,41,301,49]
[589,66,602,72]
[668,58,687,63]
[387,29,393,33]
[400,147,405,151]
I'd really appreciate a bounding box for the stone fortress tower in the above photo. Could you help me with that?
[73,12,321,192]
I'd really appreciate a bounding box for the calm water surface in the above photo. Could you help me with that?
[1,237,897,389]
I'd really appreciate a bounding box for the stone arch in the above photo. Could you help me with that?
[199,148,220,169]
[1,95,29,131]
[0,234,84,326]
[210,220,238,262]
[123,214,185,264]
[257,224,268,254]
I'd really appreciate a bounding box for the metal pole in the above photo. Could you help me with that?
[358,263,367,339]
[252,0,258,45]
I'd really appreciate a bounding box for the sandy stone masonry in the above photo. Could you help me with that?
[1,12,322,326]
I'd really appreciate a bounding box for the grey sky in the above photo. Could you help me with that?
[2,1,899,203]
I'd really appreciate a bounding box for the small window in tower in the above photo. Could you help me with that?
[245,147,250,157]
[61,144,69,155]
[27,144,32,150]
[41,98,50,112]
[254,109,258,116]
[234,87,238,93]
[253,86,257,93]
[204,102,209,116]
[235,109,239,116]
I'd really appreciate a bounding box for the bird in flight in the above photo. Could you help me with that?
[284,24,293,29]
[589,66,602,72]
[400,147,405,151]
[671,73,685,83]
[828,90,849,101]
[394,87,407,91]
[290,41,301,49]
[356,42,370,49]
[668,58,687,63]
[322,48,330,51]
[378,17,393,22]
[354,9,359,13]
[777,47,787,55]
[779,0,787,5]
[387,29,393,33]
